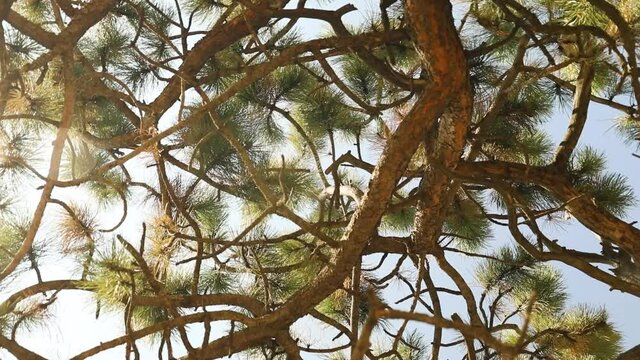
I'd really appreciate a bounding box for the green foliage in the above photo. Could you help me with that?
[83,97,137,138]
[512,265,567,314]
[146,214,184,279]
[341,55,382,103]
[512,131,555,165]
[239,65,313,106]
[184,0,235,18]
[61,140,109,180]
[84,244,138,311]
[478,246,567,313]
[532,306,622,360]
[238,238,323,303]
[186,187,227,235]
[317,280,383,326]
[132,305,170,333]
[444,193,492,251]
[476,247,621,358]
[2,0,638,358]
[590,58,622,96]
[165,271,192,295]
[296,86,366,138]
[0,187,12,214]
[136,3,176,61]
[467,54,502,97]
[199,269,237,294]
[85,241,181,332]
[0,298,53,339]
[552,0,611,27]
[274,239,323,287]
[86,20,129,70]
[584,173,636,216]
[571,146,607,178]
[179,99,265,185]
[470,1,513,35]
[265,162,317,206]
[323,353,349,360]
[4,29,42,65]
[380,206,415,233]
[0,219,28,271]
[377,329,429,360]
[477,245,537,289]
[396,330,429,360]
[55,203,98,254]
[490,183,559,212]
[615,115,640,151]
[17,0,52,24]
[118,53,159,91]
[0,129,39,178]
[569,147,636,216]
[87,170,130,206]
[481,80,557,166]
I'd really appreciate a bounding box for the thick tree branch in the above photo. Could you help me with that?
[554,62,595,166]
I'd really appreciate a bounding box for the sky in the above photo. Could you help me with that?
[1,0,640,359]
[541,101,640,348]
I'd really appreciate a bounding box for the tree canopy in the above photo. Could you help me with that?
[1,0,640,358]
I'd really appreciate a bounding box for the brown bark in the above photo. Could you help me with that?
[0,52,76,280]
[0,334,46,360]
[554,62,595,166]
[455,161,640,261]
[190,0,471,356]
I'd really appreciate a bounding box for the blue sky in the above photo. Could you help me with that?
[540,101,640,349]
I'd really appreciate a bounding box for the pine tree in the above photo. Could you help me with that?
[0,0,639,358]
